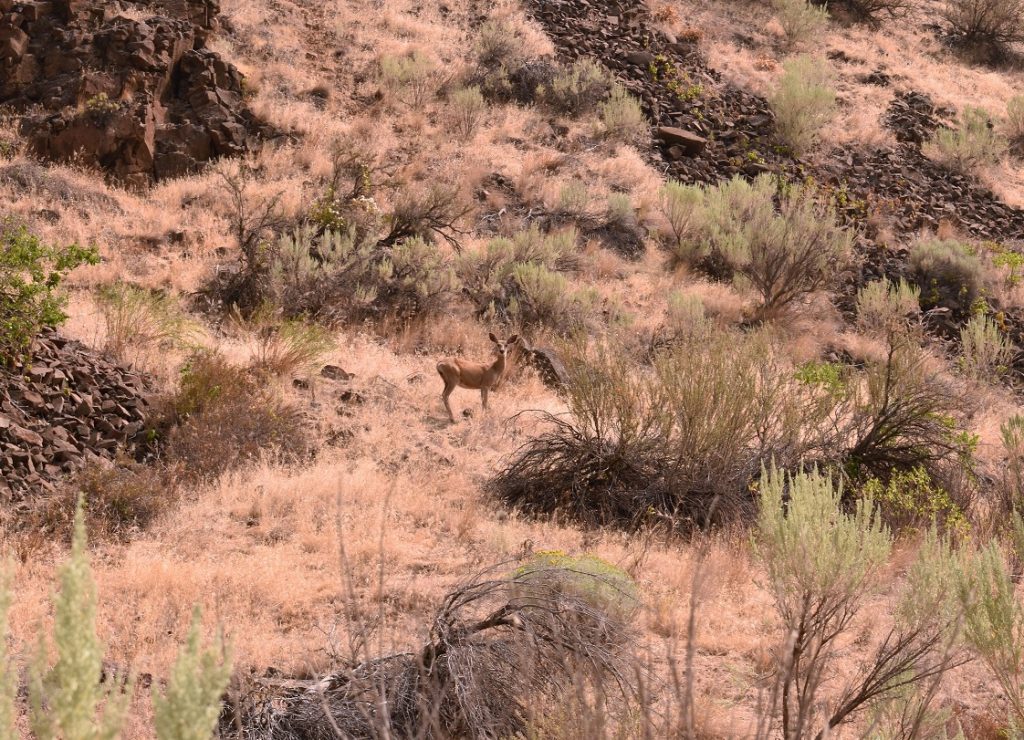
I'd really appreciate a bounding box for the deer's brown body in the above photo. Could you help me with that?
[437,333,519,422]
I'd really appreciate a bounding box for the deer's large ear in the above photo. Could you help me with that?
[489,332,498,343]
[508,335,519,344]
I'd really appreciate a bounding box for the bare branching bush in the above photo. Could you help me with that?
[942,0,1024,61]
[490,332,832,531]
[757,471,966,738]
[379,50,437,106]
[97,281,197,364]
[380,183,470,248]
[543,58,613,116]
[814,0,913,22]
[960,313,1013,380]
[448,86,487,140]
[160,350,311,482]
[224,561,638,738]
[769,55,837,156]
[907,238,985,316]
[856,278,922,335]
[599,85,648,143]
[659,174,851,316]
[924,106,1007,174]
[773,0,829,48]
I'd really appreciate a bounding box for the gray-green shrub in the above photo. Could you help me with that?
[448,86,487,140]
[907,238,984,316]
[599,85,648,143]
[379,50,436,106]
[543,58,612,115]
[925,106,1007,173]
[856,278,922,334]
[769,55,837,155]
[960,313,1013,380]
[773,0,829,48]
[658,174,852,315]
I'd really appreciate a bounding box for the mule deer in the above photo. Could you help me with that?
[437,333,519,422]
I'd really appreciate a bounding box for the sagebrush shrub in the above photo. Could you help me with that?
[960,313,1013,380]
[1006,95,1024,147]
[543,58,612,115]
[449,86,487,140]
[599,85,648,143]
[665,291,711,338]
[380,50,436,106]
[815,0,913,21]
[0,567,14,740]
[475,18,528,70]
[659,174,851,315]
[557,179,592,219]
[0,222,97,363]
[773,0,829,47]
[925,106,1007,173]
[247,310,335,378]
[907,238,984,315]
[769,55,837,156]
[856,278,921,334]
[862,464,969,534]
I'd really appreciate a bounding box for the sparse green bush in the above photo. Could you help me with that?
[247,310,335,378]
[512,551,639,620]
[380,50,436,106]
[0,222,98,363]
[153,607,231,740]
[756,467,891,737]
[856,278,922,334]
[475,18,529,70]
[97,282,197,363]
[659,174,851,315]
[1003,414,1024,508]
[599,85,648,143]
[960,313,1013,380]
[543,58,613,115]
[605,193,635,228]
[449,86,487,140]
[509,262,581,329]
[769,55,837,156]
[29,502,133,740]
[957,541,1024,724]
[557,179,592,219]
[908,238,984,316]
[666,291,711,339]
[773,0,829,48]
[925,106,1007,173]
[1006,95,1024,148]
[942,0,1024,60]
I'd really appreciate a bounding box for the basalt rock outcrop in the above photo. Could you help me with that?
[0,329,150,504]
[0,0,270,186]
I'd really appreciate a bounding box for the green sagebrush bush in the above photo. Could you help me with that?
[773,0,829,48]
[0,502,230,739]
[960,313,1013,381]
[769,55,836,156]
[856,278,921,335]
[925,106,1007,173]
[757,470,966,737]
[96,281,197,364]
[658,174,852,316]
[542,58,613,115]
[907,238,985,316]
[0,222,97,363]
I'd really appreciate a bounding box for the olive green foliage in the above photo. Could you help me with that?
[556,179,592,219]
[96,282,197,363]
[153,608,232,740]
[925,106,1007,173]
[458,225,588,332]
[907,238,984,316]
[379,50,436,106]
[665,291,711,339]
[245,307,335,378]
[773,0,829,48]
[856,278,921,334]
[543,58,613,115]
[769,55,837,155]
[959,313,1013,380]
[29,501,133,740]
[0,222,98,362]
[598,85,648,143]
[513,551,639,620]
[862,465,969,535]
[658,175,852,315]
[1003,414,1024,508]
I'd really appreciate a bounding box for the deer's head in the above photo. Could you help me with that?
[489,332,519,362]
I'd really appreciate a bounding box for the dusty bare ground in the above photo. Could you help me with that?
[5,0,1024,736]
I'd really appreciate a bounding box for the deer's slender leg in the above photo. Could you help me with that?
[481,386,489,412]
